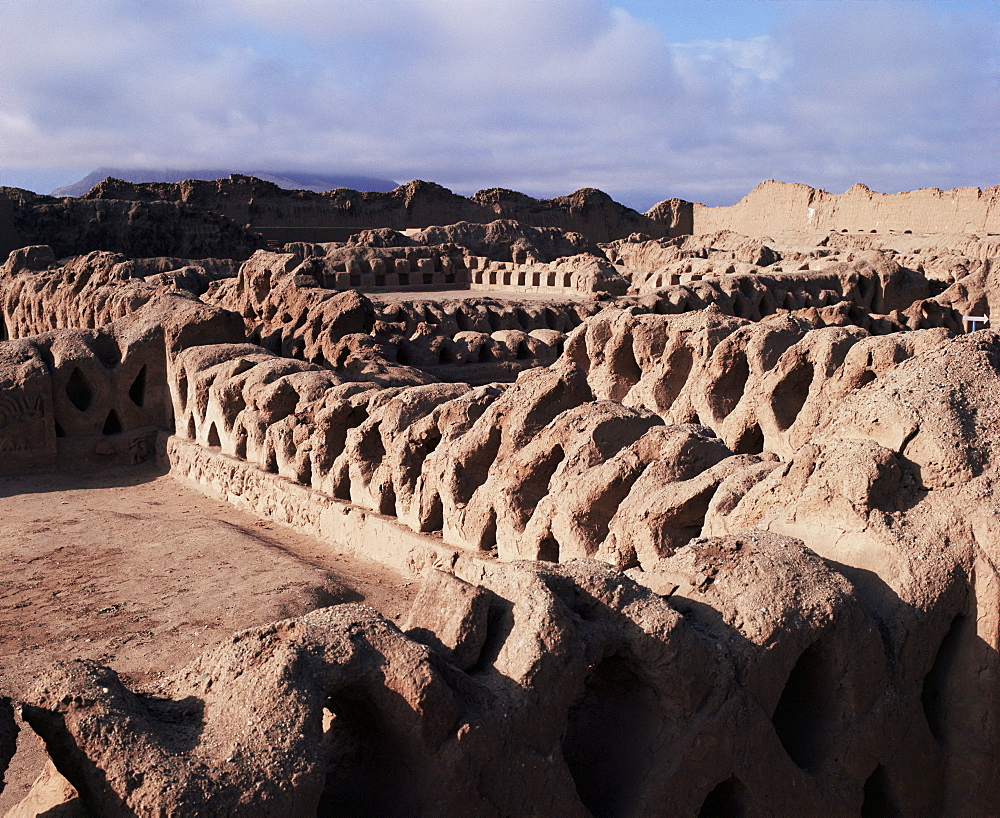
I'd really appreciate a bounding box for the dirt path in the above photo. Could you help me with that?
[0,463,418,811]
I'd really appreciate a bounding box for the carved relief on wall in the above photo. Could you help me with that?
[0,394,47,453]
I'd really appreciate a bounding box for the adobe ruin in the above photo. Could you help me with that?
[0,179,997,815]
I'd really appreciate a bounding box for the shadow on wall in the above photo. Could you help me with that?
[0,193,22,261]
[666,557,989,816]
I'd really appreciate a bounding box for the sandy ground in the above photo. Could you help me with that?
[0,464,417,812]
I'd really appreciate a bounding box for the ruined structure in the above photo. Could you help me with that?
[0,180,998,815]
[80,176,681,244]
[1,187,264,261]
[682,180,1000,236]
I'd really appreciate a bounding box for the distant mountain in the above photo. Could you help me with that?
[51,168,399,197]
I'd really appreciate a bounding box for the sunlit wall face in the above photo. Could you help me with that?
[1,0,996,206]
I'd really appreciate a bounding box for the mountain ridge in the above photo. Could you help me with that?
[52,168,399,197]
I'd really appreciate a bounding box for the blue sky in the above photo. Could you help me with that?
[0,0,996,208]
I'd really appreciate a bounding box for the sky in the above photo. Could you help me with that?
[0,0,996,209]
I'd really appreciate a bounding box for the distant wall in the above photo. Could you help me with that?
[256,226,359,244]
[0,194,22,261]
[692,181,1000,236]
[7,195,264,260]
[83,177,676,244]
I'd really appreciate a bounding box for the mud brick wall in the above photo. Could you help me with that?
[0,326,171,473]
[153,324,1000,815]
[167,306,953,569]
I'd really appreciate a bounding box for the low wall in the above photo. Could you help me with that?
[467,258,583,296]
[166,435,455,576]
[0,326,172,473]
[315,252,470,291]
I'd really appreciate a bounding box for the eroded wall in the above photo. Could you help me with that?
[688,181,1000,236]
[3,237,1000,815]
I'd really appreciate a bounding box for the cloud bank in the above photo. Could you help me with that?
[1,0,996,206]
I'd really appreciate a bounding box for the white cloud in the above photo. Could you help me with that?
[0,0,995,204]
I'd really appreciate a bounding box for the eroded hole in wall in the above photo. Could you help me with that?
[921,613,968,745]
[0,312,8,341]
[332,470,351,501]
[732,423,765,456]
[128,365,147,407]
[318,693,420,816]
[513,444,564,529]
[177,372,189,412]
[564,653,659,817]
[186,415,196,439]
[478,507,498,552]
[379,482,397,516]
[264,446,278,474]
[581,466,646,554]
[66,368,93,412]
[758,290,778,317]
[234,428,248,460]
[207,422,221,449]
[89,333,121,368]
[857,276,874,308]
[358,422,385,465]
[102,410,123,436]
[609,337,643,402]
[771,638,838,773]
[421,492,444,533]
[857,370,877,388]
[346,407,368,430]
[860,765,899,817]
[537,534,560,563]
[714,351,751,419]
[470,599,514,673]
[771,361,814,431]
[406,430,443,499]
[455,426,503,506]
[297,458,312,488]
[652,345,693,412]
[54,419,65,438]
[698,776,748,818]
